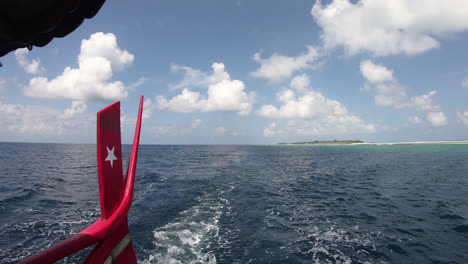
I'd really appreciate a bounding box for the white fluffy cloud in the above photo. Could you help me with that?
[0,101,88,135]
[360,60,394,83]
[458,111,468,125]
[250,46,320,82]
[24,32,134,101]
[360,60,447,126]
[399,90,440,111]
[312,0,468,56]
[157,88,204,113]
[426,112,448,127]
[360,60,406,107]
[401,91,448,127]
[258,89,347,119]
[157,63,255,116]
[397,89,445,126]
[290,74,310,93]
[169,63,230,90]
[63,101,87,119]
[15,48,45,75]
[257,76,375,135]
[169,65,206,90]
[263,122,281,137]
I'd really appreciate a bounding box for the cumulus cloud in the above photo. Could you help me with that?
[258,89,347,119]
[360,60,447,126]
[157,63,255,116]
[169,63,230,90]
[290,74,310,93]
[250,46,320,82]
[263,122,281,137]
[169,65,205,90]
[215,126,227,135]
[0,103,62,134]
[360,60,406,107]
[24,32,134,101]
[426,112,448,127]
[63,101,87,119]
[257,77,375,135]
[204,79,254,115]
[15,48,45,75]
[157,88,204,113]
[312,0,468,56]
[458,110,468,125]
[0,101,89,135]
[398,90,440,111]
[360,60,394,83]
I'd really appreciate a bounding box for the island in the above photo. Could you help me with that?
[278,140,364,145]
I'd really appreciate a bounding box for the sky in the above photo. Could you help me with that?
[1,0,468,144]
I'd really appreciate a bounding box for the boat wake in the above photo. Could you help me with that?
[143,194,232,264]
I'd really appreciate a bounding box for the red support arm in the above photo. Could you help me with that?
[19,96,144,264]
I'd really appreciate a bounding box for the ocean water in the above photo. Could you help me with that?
[0,143,467,264]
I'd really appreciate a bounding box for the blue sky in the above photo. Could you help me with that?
[1,0,468,144]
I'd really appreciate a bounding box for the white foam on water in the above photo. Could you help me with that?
[143,194,232,264]
[0,210,99,263]
[303,225,386,264]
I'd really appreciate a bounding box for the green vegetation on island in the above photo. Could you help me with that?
[278,140,364,145]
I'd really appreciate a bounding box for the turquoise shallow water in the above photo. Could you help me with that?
[0,143,467,263]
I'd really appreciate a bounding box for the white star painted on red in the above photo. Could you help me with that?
[105,146,117,168]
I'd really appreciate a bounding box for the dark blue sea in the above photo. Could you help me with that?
[0,143,467,264]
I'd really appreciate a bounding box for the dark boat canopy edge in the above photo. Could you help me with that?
[0,0,107,57]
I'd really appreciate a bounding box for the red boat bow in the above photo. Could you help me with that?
[20,96,144,264]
